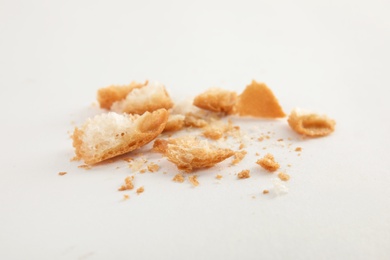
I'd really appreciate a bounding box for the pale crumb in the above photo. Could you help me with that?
[255,152,260,156]
[163,171,167,174]
[256,153,280,172]
[252,195,256,199]
[239,143,245,149]
[173,173,185,183]
[184,112,208,128]
[136,186,144,194]
[216,174,223,180]
[116,166,120,169]
[263,190,269,194]
[287,164,292,167]
[288,137,293,141]
[237,169,250,179]
[139,169,146,174]
[277,138,283,142]
[58,171,67,176]
[273,178,289,195]
[298,153,301,156]
[258,137,264,142]
[123,194,130,200]
[129,158,146,172]
[232,150,247,165]
[78,164,92,170]
[118,176,134,191]
[278,172,290,181]
[188,175,199,187]
[265,135,270,139]
[295,147,302,152]
[262,147,267,150]
[147,162,160,172]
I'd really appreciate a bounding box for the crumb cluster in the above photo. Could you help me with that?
[256,153,280,172]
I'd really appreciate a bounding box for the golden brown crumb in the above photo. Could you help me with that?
[78,164,92,170]
[202,127,224,140]
[258,137,264,142]
[263,190,269,194]
[163,114,185,132]
[118,176,134,191]
[278,172,290,181]
[173,173,185,183]
[288,109,336,137]
[295,147,302,152]
[216,174,223,180]
[193,88,237,113]
[58,171,67,176]
[239,143,245,149]
[188,175,199,187]
[136,186,144,194]
[123,194,130,200]
[234,80,285,118]
[97,81,146,109]
[256,153,280,172]
[139,169,146,174]
[237,170,250,179]
[147,162,160,172]
[184,112,208,128]
[153,136,234,172]
[232,150,247,165]
[277,138,283,142]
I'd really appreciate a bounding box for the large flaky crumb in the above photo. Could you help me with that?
[193,88,237,113]
[188,175,199,187]
[147,162,160,172]
[111,81,174,114]
[237,170,250,179]
[173,173,185,183]
[184,112,208,128]
[136,186,144,194]
[164,114,185,132]
[234,80,285,118]
[72,109,168,165]
[153,136,234,172]
[278,172,290,181]
[232,150,247,165]
[118,176,134,191]
[97,81,147,109]
[256,153,280,172]
[288,108,335,137]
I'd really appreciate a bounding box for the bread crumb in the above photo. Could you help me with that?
[58,171,67,176]
[123,194,130,200]
[277,138,283,142]
[239,143,245,149]
[147,162,159,172]
[255,152,260,156]
[256,153,280,172]
[123,157,133,162]
[273,178,289,195]
[163,171,167,174]
[164,114,185,132]
[193,88,237,113]
[136,186,144,194]
[263,190,269,194]
[258,137,264,142]
[118,176,134,191]
[184,112,208,128]
[288,108,336,137]
[278,172,290,181]
[216,174,223,180]
[287,164,292,167]
[202,126,224,140]
[235,80,285,118]
[78,164,92,170]
[139,169,146,174]
[129,158,147,172]
[188,175,199,187]
[295,147,302,152]
[237,170,250,179]
[97,81,146,109]
[232,150,247,165]
[173,173,185,183]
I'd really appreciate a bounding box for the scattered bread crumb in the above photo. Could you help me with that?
[237,170,250,179]
[193,88,237,113]
[216,174,223,180]
[295,147,302,152]
[118,176,134,191]
[78,164,92,170]
[136,186,144,194]
[153,136,234,172]
[184,112,208,128]
[97,81,146,109]
[256,153,280,172]
[239,143,245,149]
[288,108,336,137]
[164,114,185,132]
[273,178,289,195]
[188,175,199,187]
[277,138,283,142]
[147,162,159,172]
[123,194,130,200]
[58,171,67,176]
[139,169,146,174]
[278,172,290,181]
[234,80,285,118]
[232,150,247,165]
[129,158,147,172]
[263,190,269,194]
[173,173,185,183]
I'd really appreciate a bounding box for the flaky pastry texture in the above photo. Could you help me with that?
[153,136,234,172]
[111,81,173,114]
[163,114,185,132]
[193,88,237,113]
[72,109,168,165]
[287,108,335,137]
[97,81,147,109]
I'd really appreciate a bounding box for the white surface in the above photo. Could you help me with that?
[1,0,390,259]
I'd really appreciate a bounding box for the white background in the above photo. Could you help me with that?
[1,0,390,259]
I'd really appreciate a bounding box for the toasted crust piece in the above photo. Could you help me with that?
[97,81,146,109]
[164,114,185,132]
[72,109,168,165]
[193,88,237,113]
[288,108,336,137]
[111,81,173,114]
[256,153,280,172]
[184,112,208,128]
[235,80,285,118]
[153,136,234,172]
[237,170,250,179]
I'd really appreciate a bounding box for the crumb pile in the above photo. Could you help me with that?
[68,80,336,198]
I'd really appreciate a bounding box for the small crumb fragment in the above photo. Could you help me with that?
[295,147,302,152]
[278,172,290,181]
[78,164,92,170]
[163,171,167,174]
[136,186,144,194]
[58,171,67,176]
[256,153,280,172]
[263,190,269,194]
[123,194,130,200]
[277,138,283,142]
[232,150,247,165]
[139,169,146,174]
[118,176,134,191]
[239,143,245,149]
[237,170,250,179]
[188,175,199,187]
[123,157,133,162]
[255,152,260,156]
[129,158,146,172]
[173,173,185,183]
[216,174,223,180]
[287,164,292,167]
[258,137,264,142]
[147,162,160,172]
[272,178,289,195]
